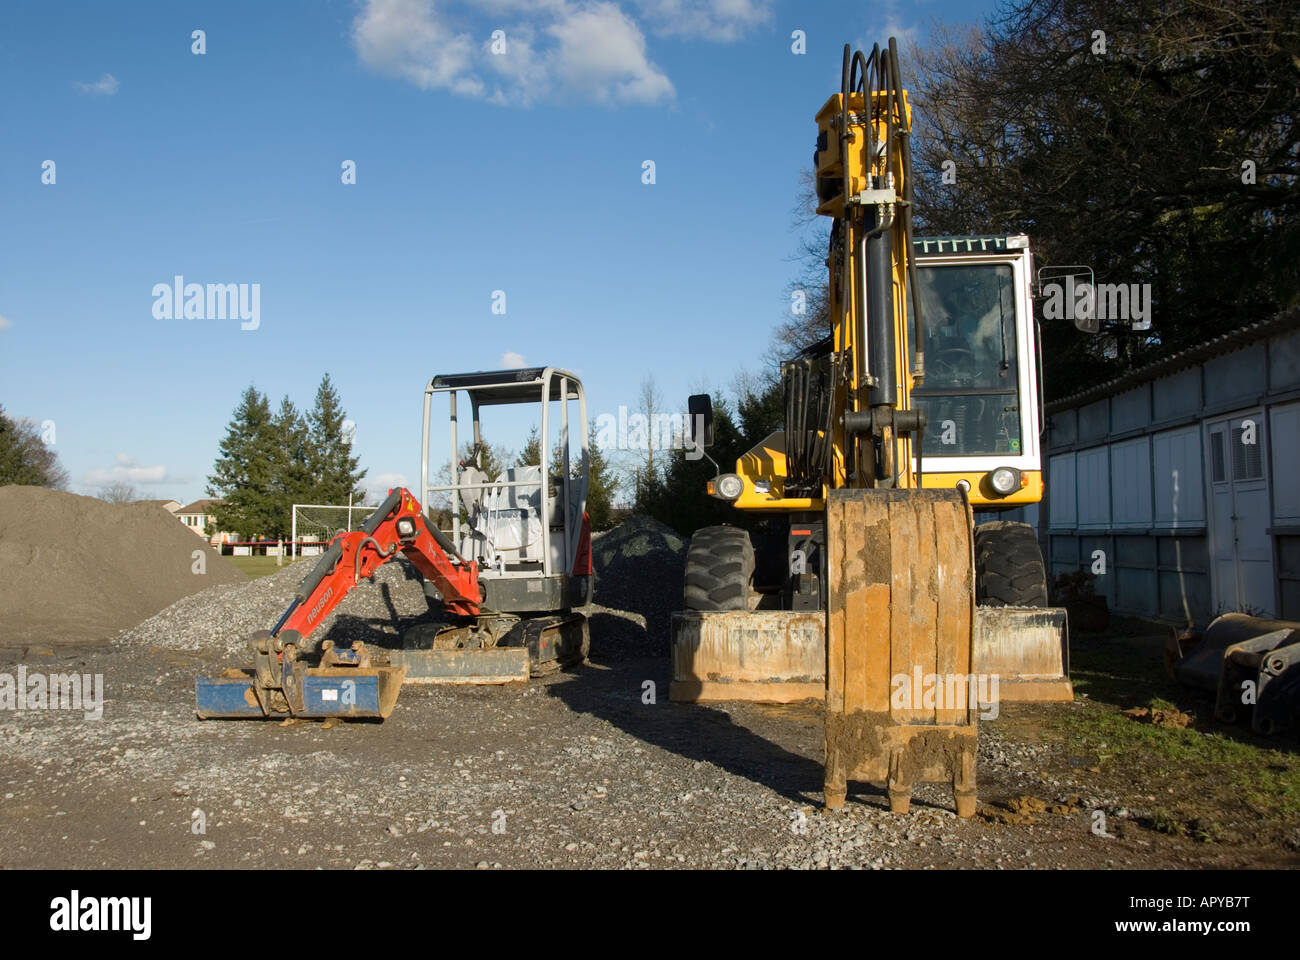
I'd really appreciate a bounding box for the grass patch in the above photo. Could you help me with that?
[1055,627,1300,826]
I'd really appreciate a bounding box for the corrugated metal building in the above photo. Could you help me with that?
[1005,310,1300,623]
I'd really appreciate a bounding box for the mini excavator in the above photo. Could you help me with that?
[196,366,593,720]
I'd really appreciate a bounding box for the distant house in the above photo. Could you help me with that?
[139,499,182,515]
[177,499,232,545]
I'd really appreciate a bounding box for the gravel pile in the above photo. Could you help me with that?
[590,516,686,656]
[120,554,433,658]
[121,513,688,663]
[0,486,245,646]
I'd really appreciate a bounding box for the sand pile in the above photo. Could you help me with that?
[0,486,247,645]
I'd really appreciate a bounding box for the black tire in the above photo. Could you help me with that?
[684,526,755,611]
[974,521,1049,607]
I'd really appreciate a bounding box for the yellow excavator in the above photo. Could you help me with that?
[672,40,1072,816]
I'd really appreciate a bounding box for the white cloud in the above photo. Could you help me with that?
[861,1,921,61]
[500,351,527,367]
[542,3,673,104]
[74,73,119,96]
[353,0,485,97]
[0,315,10,331]
[634,0,771,42]
[367,472,409,499]
[352,0,673,106]
[83,454,184,486]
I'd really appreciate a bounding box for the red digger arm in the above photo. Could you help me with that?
[272,487,480,641]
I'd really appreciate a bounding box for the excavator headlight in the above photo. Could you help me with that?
[714,474,744,501]
[988,467,1020,496]
[395,517,417,540]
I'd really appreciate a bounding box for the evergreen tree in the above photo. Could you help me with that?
[269,395,312,524]
[519,426,541,468]
[638,379,783,537]
[306,373,366,505]
[584,427,618,531]
[461,438,508,480]
[207,386,280,537]
[536,421,619,531]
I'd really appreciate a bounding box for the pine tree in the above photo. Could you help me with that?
[306,374,366,505]
[269,396,312,525]
[519,426,541,467]
[516,423,617,528]
[584,426,618,531]
[207,386,280,538]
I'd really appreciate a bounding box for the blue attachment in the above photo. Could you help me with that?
[195,666,400,720]
[195,677,265,718]
[299,674,387,717]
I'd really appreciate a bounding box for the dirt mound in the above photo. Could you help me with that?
[590,515,686,655]
[0,486,247,646]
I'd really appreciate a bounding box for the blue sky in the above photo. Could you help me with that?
[0,0,996,506]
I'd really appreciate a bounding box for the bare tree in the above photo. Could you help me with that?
[907,0,1300,396]
[97,481,138,504]
[0,406,68,489]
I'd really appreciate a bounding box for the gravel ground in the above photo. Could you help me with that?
[0,518,1293,870]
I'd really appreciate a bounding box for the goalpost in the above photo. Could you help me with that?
[290,500,381,558]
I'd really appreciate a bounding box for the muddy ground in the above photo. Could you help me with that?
[1,618,1296,870]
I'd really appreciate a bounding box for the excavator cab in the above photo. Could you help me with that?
[421,367,593,614]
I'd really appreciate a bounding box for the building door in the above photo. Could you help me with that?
[1205,412,1274,616]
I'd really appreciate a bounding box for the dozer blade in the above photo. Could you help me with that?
[387,648,531,685]
[389,612,588,685]
[196,664,406,720]
[972,606,1072,702]
[671,605,1072,704]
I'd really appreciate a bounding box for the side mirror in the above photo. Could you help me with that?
[688,394,714,449]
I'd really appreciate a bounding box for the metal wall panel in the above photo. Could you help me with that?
[1078,400,1109,442]
[1204,344,1266,409]
[1076,446,1111,528]
[1048,452,1076,528]
[1110,438,1152,528]
[1116,565,1158,615]
[1269,327,1300,392]
[1049,409,1077,448]
[1159,570,1209,622]
[1152,366,1200,422]
[1269,401,1300,522]
[1112,385,1150,434]
[1152,426,1205,527]
[1080,534,1113,604]
[1049,535,1079,582]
